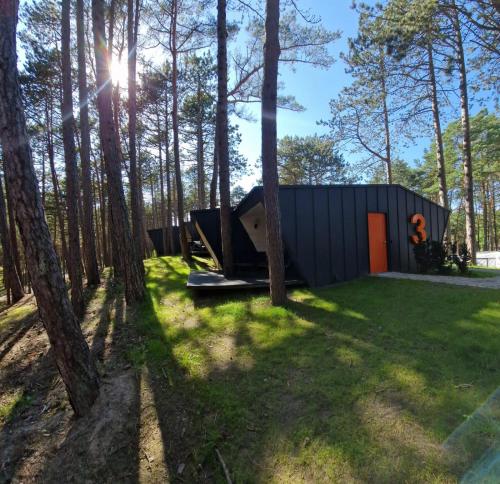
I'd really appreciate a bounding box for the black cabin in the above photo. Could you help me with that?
[190,184,450,287]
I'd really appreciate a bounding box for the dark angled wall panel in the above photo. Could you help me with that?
[387,186,400,271]
[377,185,388,213]
[355,187,369,275]
[422,197,432,246]
[366,186,378,212]
[295,188,316,285]
[406,191,417,272]
[415,195,423,218]
[329,188,345,282]
[431,203,439,243]
[147,227,181,256]
[397,187,409,272]
[279,188,298,260]
[313,188,332,286]
[342,188,358,280]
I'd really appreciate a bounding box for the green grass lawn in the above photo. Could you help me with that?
[130,256,500,482]
[451,266,500,278]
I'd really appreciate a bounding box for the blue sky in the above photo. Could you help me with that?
[233,0,430,190]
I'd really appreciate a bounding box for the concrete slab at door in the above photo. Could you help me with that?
[368,213,388,273]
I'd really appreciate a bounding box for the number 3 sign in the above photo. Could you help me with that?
[410,213,427,244]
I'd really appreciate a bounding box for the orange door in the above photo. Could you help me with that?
[368,213,388,273]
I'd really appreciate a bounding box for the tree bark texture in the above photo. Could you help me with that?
[76,0,100,285]
[379,53,392,184]
[427,42,449,211]
[196,75,206,209]
[46,105,68,278]
[451,1,476,262]
[3,159,22,284]
[92,0,145,303]
[262,0,286,305]
[210,141,218,208]
[217,0,233,276]
[170,0,190,261]
[0,0,100,415]
[165,97,174,254]
[0,169,23,303]
[127,0,144,259]
[61,0,85,318]
[158,112,168,255]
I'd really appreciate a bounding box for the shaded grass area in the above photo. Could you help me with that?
[127,256,500,482]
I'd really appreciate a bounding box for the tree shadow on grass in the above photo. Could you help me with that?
[131,258,500,482]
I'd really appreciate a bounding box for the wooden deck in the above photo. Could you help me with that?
[187,270,303,291]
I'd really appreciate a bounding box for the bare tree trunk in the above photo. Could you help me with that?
[0,170,23,302]
[127,0,143,259]
[380,52,392,184]
[61,0,85,318]
[427,42,449,211]
[76,0,100,286]
[94,153,110,267]
[92,0,145,303]
[0,0,99,415]
[217,0,233,276]
[165,95,173,254]
[170,0,189,261]
[41,151,46,207]
[491,180,498,249]
[3,162,22,284]
[196,76,206,209]
[47,109,68,279]
[481,180,489,250]
[157,111,168,254]
[210,146,218,208]
[262,0,286,305]
[92,175,103,269]
[451,1,476,262]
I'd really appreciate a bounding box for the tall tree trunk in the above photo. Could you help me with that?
[47,108,68,279]
[451,1,476,262]
[92,0,145,303]
[41,151,46,207]
[3,162,22,284]
[165,94,173,254]
[262,0,286,305]
[427,42,449,211]
[491,181,498,249]
[217,0,233,276]
[94,152,110,267]
[0,170,23,303]
[0,0,99,415]
[157,111,168,254]
[170,0,189,261]
[210,145,218,208]
[481,180,489,250]
[76,0,100,286]
[61,0,85,318]
[127,0,143,259]
[379,52,392,184]
[196,77,206,209]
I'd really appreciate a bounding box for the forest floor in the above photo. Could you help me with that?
[1,257,499,483]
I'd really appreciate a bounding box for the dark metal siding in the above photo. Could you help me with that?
[313,187,331,286]
[147,227,181,256]
[329,189,345,282]
[277,185,449,287]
